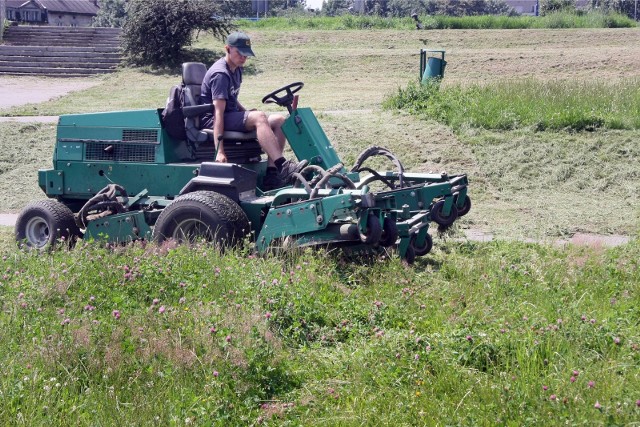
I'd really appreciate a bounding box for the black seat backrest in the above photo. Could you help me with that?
[182,62,207,107]
[182,62,209,143]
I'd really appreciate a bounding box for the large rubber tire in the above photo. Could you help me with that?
[412,233,433,257]
[359,212,382,245]
[379,216,399,247]
[430,200,459,227]
[153,191,250,249]
[15,199,80,249]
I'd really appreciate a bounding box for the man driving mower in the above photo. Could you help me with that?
[199,31,307,190]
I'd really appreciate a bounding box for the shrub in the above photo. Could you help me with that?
[122,0,234,68]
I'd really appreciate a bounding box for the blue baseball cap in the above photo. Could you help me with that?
[226,32,255,57]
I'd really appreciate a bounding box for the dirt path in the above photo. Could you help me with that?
[0,76,100,111]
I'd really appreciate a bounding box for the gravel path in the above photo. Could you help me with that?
[0,75,99,110]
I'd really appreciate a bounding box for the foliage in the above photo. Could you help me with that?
[92,0,127,28]
[383,78,640,131]
[321,0,516,16]
[539,0,577,15]
[586,0,640,19]
[121,0,234,67]
[239,10,637,29]
[0,238,638,424]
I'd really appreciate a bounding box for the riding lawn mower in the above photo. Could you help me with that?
[15,62,471,263]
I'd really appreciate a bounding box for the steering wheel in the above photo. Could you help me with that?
[261,82,304,107]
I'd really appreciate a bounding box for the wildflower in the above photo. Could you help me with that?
[210,327,217,334]
[374,300,383,308]
[152,298,159,306]
[594,401,601,410]
[588,381,595,388]
[179,297,186,304]
[613,337,621,345]
[213,371,219,377]
[543,385,548,391]
[179,282,186,288]
[570,376,576,383]
[112,310,121,320]
[573,370,580,377]
[61,318,70,326]
[158,306,166,314]
[225,335,232,343]
[590,319,596,324]
[58,308,65,315]
[265,312,272,319]
[581,314,587,322]
[636,399,640,407]
[466,335,473,342]
[550,394,557,401]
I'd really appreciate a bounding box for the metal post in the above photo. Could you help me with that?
[635,0,638,20]
[0,0,6,43]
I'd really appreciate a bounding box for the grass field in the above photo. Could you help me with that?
[0,27,639,425]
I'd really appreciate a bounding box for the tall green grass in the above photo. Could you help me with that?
[0,239,639,424]
[384,78,640,131]
[237,11,637,30]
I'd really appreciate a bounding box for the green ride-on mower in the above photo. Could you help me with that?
[15,62,471,263]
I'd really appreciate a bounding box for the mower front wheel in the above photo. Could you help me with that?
[456,195,472,217]
[430,200,459,227]
[153,191,250,249]
[359,212,382,245]
[379,217,399,247]
[15,199,80,249]
[411,233,433,257]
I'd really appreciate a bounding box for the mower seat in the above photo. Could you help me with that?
[181,62,262,163]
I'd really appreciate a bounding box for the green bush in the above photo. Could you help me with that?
[122,0,233,67]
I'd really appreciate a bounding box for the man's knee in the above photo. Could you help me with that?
[268,114,285,128]
[246,110,269,128]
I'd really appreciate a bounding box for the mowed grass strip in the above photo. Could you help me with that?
[384,77,640,131]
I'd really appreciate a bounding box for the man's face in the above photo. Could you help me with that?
[227,47,248,68]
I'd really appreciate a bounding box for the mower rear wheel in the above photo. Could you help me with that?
[153,191,250,249]
[15,199,80,249]
[379,217,399,247]
[411,233,433,257]
[430,200,459,227]
[359,212,382,245]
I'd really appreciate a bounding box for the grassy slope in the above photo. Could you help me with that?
[1,28,639,237]
[0,27,639,424]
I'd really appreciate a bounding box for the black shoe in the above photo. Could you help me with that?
[277,159,309,185]
[261,171,284,191]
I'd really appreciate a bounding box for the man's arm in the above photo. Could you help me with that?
[213,99,227,163]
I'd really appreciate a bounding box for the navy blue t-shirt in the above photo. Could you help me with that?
[200,57,243,127]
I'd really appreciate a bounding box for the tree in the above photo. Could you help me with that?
[93,0,127,28]
[122,0,233,67]
[539,0,576,15]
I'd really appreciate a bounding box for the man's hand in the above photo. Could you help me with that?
[215,150,228,163]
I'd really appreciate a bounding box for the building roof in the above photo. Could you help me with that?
[7,0,99,15]
[36,0,99,15]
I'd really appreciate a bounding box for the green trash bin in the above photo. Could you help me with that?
[420,49,446,84]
